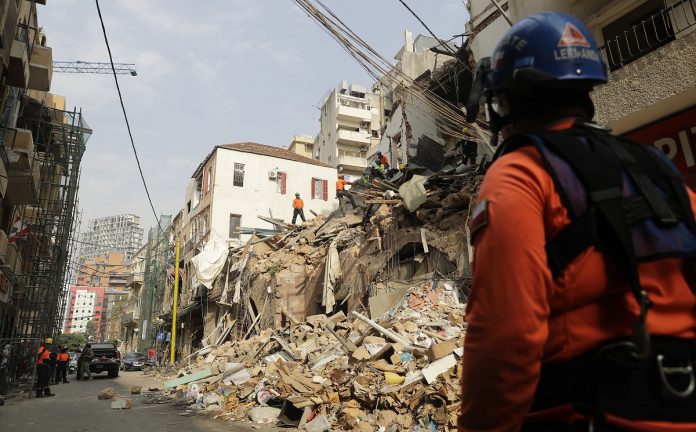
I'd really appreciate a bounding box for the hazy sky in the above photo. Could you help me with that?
[40,0,469,233]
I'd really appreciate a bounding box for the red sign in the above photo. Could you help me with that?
[625,106,696,190]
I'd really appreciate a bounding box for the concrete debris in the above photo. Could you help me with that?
[97,388,116,400]
[129,385,142,395]
[153,280,467,430]
[111,397,133,410]
[148,167,483,430]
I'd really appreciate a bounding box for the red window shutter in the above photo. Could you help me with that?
[311,177,316,199]
[322,179,328,201]
[280,172,287,194]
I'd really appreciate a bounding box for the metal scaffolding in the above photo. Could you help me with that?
[137,215,172,353]
[0,91,90,387]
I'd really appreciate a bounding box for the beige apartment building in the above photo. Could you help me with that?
[287,135,315,159]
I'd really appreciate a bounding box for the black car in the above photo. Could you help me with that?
[121,352,147,371]
[78,343,120,378]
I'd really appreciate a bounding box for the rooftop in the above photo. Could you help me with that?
[193,142,333,177]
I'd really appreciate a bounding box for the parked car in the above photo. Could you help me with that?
[77,343,120,378]
[121,352,146,371]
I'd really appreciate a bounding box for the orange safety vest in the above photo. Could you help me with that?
[336,179,347,191]
[57,352,69,362]
[292,198,304,209]
[36,346,50,365]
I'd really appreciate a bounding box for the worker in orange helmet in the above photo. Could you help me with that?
[460,11,696,432]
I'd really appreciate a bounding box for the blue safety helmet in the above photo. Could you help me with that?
[466,12,608,144]
[488,12,607,93]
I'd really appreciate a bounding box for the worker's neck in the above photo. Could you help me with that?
[502,107,589,140]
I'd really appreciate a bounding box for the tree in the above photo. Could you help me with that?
[85,319,98,341]
[54,333,87,352]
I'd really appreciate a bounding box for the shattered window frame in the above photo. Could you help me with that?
[233,163,245,187]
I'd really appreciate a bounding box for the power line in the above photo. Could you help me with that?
[395,0,458,56]
[94,0,162,229]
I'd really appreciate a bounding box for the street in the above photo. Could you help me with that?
[0,371,267,432]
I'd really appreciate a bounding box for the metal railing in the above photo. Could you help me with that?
[600,0,696,71]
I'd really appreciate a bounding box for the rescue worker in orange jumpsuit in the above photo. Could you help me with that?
[336,175,357,209]
[460,12,696,431]
[292,193,305,225]
[55,346,70,384]
[35,340,55,398]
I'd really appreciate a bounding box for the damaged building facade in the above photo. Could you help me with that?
[466,0,696,187]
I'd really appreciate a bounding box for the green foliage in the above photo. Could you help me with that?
[54,333,87,352]
[85,319,98,340]
[266,260,282,278]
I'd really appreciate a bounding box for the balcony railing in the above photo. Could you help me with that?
[337,129,371,146]
[600,0,696,71]
[125,273,144,288]
[337,154,368,169]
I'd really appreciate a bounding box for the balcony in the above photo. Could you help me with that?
[126,273,144,289]
[337,154,368,170]
[7,38,29,88]
[337,104,371,122]
[5,128,39,205]
[28,45,52,91]
[337,129,371,146]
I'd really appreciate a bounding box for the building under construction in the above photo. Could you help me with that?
[0,0,89,389]
[136,215,173,353]
[80,213,144,261]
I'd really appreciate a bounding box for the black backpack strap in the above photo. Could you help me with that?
[534,129,652,360]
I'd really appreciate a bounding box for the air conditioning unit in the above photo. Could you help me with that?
[268,170,277,180]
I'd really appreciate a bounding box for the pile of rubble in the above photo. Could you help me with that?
[160,162,484,430]
[162,279,466,431]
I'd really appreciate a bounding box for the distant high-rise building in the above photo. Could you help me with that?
[81,214,144,261]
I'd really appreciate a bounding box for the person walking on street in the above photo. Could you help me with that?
[292,193,306,225]
[55,347,69,384]
[35,340,54,398]
[460,12,696,431]
[336,175,357,209]
[79,344,93,381]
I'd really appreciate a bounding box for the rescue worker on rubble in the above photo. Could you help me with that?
[292,193,306,225]
[35,339,55,398]
[459,12,696,431]
[336,175,358,209]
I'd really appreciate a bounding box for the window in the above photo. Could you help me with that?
[311,177,328,201]
[233,163,245,187]
[229,214,241,239]
[276,172,287,194]
[601,0,675,71]
[202,167,212,194]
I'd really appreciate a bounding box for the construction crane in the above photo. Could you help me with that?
[52,61,137,76]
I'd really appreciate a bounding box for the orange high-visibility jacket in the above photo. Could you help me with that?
[36,346,50,365]
[336,179,347,191]
[459,119,696,432]
[57,352,69,362]
[292,198,304,209]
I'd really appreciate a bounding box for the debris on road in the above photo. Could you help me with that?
[111,397,133,410]
[129,385,142,395]
[97,388,116,400]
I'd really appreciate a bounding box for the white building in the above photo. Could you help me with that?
[466,0,696,188]
[181,142,338,258]
[315,81,382,180]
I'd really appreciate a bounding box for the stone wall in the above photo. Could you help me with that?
[592,30,696,128]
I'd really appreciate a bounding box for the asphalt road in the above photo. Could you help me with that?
[0,369,265,432]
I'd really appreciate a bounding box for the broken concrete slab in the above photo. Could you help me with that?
[422,353,457,384]
[164,368,215,389]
